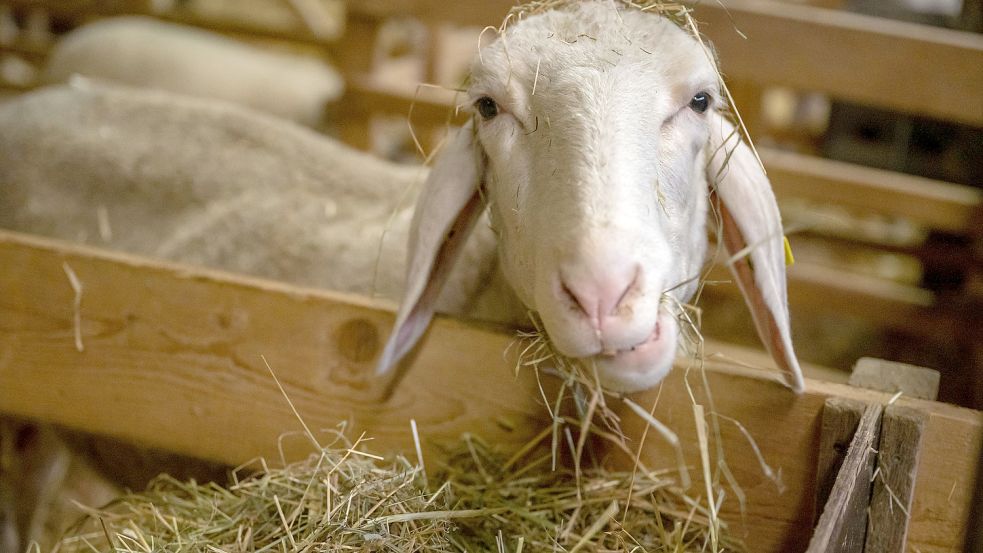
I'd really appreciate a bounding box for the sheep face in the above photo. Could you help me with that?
[469,5,718,391]
[380,2,805,395]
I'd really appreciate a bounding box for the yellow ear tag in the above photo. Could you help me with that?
[783,236,795,267]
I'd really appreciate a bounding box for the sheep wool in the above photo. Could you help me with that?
[42,16,344,127]
[0,82,522,325]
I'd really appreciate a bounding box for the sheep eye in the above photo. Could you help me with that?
[689,92,710,113]
[475,96,499,120]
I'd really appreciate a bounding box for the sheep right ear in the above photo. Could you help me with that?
[376,121,485,376]
[706,112,805,393]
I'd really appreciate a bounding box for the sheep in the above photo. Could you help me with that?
[3,3,803,396]
[0,80,521,326]
[41,16,344,127]
[377,1,805,393]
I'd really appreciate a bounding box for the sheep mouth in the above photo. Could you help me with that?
[589,309,679,392]
[601,319,663,358]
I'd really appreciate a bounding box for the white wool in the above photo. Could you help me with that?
[0,83,518,324]
[42,16,344,127]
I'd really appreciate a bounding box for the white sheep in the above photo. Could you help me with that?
[0,81,517,325]
[3,1,803,395]
[377,1,805,393]
[42,16,344,127]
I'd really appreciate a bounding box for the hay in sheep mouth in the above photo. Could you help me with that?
[51,429,745,553]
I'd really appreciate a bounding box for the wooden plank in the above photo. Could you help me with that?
[616,366,981,553]
[3,0,344,44]
[694,0,983,126]
[0,230,979,553]
[866,405,927,553]
[966,444,983,553]
[346,0,983,126]
[762,148,982,234]
[0,230,554,465]
[341,75,462,124]
[814,397,866,521]
[849,358,940,401]
[807,401,882,553]
[703,261,948,337]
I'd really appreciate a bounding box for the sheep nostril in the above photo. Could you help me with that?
[558,263,642,327]
[612,265,642,314]
[561,280,592,319]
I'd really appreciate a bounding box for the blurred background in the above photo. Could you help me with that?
[0,0,980,406]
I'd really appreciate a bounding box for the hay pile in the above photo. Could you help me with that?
[50,429,743,553]
[47,318,753,553]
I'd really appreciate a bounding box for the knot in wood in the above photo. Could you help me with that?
[335,318,380,363]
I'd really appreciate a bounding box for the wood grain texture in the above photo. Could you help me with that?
[866,405,927,553]
[2,0,345,43]
[965,444,983,553]
[694,0,983,126]
[850,358,941,401]
[617,365,981,553]
[0,230,979,553]
[0,230,553,465]
[761,148,982,234]
[815,397,867,521]
[807,401,882,553]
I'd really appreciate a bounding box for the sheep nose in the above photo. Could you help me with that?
[560,263,642,329]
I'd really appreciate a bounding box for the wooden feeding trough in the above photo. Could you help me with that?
[1,230,980,552]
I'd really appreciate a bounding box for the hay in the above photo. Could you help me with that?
[44,323,755,553]
[49,428,744,553]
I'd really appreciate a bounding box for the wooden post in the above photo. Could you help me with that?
[807,401,883,553]
[849,357,941,401]
[965,443,983,553]
[865,405,927,553]
[815,397,866,518]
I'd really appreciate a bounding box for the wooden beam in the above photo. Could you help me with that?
[616,365,980,553]
[762,148,982,235]
[849,357,941,401]
[703,261,948,337]
[814,397,867,522]
[695,0,983,127]
[0,230,979,553]
[807,400,882,553]
[3,0,344,45]
[965,444,983,553]
[866,405,927,553]
[0,230,553,465]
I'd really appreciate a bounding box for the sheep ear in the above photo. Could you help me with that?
[707,112,805,393]
[377,122,485,376]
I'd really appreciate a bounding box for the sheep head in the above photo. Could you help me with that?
[379,2,804,393]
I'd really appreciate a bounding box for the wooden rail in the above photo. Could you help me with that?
[1,0,344,43]
[0,230,978,553]
[9,0,979,124]
[762,149,982,234]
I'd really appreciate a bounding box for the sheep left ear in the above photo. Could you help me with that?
[376,121,485,376]
[707,112,805,393]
